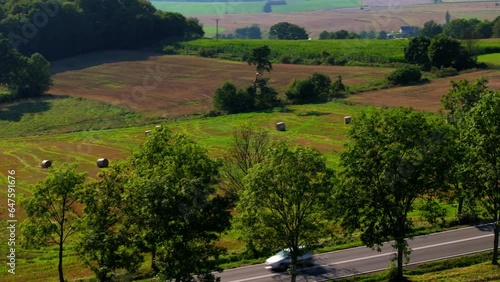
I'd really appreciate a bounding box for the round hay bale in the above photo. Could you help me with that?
[344,116,352,124]
[41,160,52,169]
[97,158,109,168]
[276,122,286,131]
[155,125,162,130]
[145,130,152,135]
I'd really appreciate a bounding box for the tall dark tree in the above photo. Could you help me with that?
[336,107,455,281]
[269,22,308,40]
[445,10,451,25]
[493,16,500,37]
[462,88,500,265]
[404,36,431,67]
[428,34,461,68]
[78,162,143,281]
[129,127,231,280]
[420,20,443,38]
[22,164,86,282]
[237,142,336,282]
[10,52,52,97]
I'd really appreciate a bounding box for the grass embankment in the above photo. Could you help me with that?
[339,251,500,281]
[151,0,360,15]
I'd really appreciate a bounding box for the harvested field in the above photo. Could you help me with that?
[347,70,500,112]
[193,1,500,38]
[49,51,394,117]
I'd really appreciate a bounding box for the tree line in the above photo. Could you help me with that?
[0,0,204,61]
[22,78,500,282]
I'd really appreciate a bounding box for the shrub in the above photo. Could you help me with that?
[386,65,422,85]
[280,56,291,64]
[285,73,332,104]
[198,48,218,58]
[163,46,177,55]
[213,82,255,113]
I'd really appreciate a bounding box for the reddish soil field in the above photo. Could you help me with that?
[49,51,394,117]
[347,70,500,111]
[195,1,500,37]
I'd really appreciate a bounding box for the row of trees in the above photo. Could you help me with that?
[0,0,204,60]
[404,34,476,71]
[421,16,500,39]
[0,34,52,98]
[23,128,232,282]
[22,78,500,282]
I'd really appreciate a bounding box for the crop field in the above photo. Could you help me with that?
[179,38,409,63]
[151,0,361,16]
[49,51,395,116]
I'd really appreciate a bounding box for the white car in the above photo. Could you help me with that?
[264,247,313,271]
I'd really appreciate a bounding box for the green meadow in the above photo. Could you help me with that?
[478,53,500,66]
[151,0,361,15]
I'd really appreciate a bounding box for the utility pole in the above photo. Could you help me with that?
[213,19,221,41]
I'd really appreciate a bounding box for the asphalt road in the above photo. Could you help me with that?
[218,223,495,282]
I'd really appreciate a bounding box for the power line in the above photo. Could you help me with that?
[213,19,221,41]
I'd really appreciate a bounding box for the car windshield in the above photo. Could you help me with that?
[276,250,290,258]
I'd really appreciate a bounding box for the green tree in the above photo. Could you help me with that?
[493,16,500,37]
[440,78,489,223]
[269,22,308,40]
[129,127,231,279]
[336,107,455,281]
[10,52,52,98]
[78,162,143,281]
[404,36,431,68]
[237,142,335,282]
[377,30,387,39]
[263,1,272,13]
[428,34,461,68]
[247,45,272,75]
[462,89,500,265]
[285,72,332,104]
[445,10,451,25]
[0,33,20,86]
[213,82,255,114]
[420,20,443,38]
[22,164,86,282]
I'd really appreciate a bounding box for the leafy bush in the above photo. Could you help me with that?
[386,65,422,85]
[198,48,218,58]
[280,56,291,64]
[285,73,333,104]
[213,82,255,114]
[163,46,177,55]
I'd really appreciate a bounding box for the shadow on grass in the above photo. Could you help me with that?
[298,111,331,117]
[0,94,69,122]
[50,49,163,74]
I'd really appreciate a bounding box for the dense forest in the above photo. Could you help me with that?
[0,0,204,60]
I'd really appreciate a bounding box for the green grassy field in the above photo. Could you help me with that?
[204,25,227,38]
[478,53,500,66]
[179,38,409,64]
[151,0,360,15]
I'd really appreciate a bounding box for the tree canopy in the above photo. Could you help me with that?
[269,22,308,40]
[0,0,204,60]
[237,142,335,282]
[336,107,455,281]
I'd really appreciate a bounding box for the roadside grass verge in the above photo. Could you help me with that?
[338,251,498,281]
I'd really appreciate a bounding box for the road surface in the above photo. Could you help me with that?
[218,223,495,282]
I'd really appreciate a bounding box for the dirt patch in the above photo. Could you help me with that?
[50,53,392,117]
[347,70,500,112]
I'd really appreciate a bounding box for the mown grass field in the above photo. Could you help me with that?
[151,0,360,15]
[478,53,500,66]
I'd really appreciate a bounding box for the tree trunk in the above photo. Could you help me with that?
[290,253,297,282]
[151,246,159,273]
[396,243,404,281]
[58,240,64,282]
[493,219,499,265]
[457,196,464,218]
